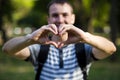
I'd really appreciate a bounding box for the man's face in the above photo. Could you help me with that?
[48,3,75,27]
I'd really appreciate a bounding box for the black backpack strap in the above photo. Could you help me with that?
[75,43,87,80]
[35,45,50,80]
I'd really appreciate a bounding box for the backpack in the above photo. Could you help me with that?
[35,43,88,80]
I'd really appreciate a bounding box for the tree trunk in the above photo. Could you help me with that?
[0,0,8,44]
[109,0,118,61]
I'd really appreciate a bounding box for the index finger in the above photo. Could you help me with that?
[48,24,58,34]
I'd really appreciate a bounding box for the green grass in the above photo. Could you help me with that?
[88,61,120,80]
[0,47,35,80]
[0,46,120,80]
[89,45,120,80]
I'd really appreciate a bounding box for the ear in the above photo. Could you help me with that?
[71,14,75,24]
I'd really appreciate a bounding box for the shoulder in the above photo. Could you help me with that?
[26,44,41,64]
[29,44,41,52]
[75,43,92,55]
[28,44,41,59]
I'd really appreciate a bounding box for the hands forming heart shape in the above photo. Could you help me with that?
[31,24,82,48]
[39,32,81,48]
[37,30,69,48]
[47,32,68,48]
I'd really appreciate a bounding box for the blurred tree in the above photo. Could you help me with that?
[18,0,49,28]
[0,0,14,44]
[118,0,120,33]
[109,0,118,45]
[0,0,35,44]
[12,0,34,22]
[72,0,110,33]
[109,0,119,61]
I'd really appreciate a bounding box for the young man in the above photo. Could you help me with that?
[2,0,116,80]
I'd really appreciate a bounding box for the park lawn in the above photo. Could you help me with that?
[89,61,120,80]
[0,46,120,80]
[0,47,35,80]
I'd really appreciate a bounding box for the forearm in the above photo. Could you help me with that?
[84,32,116,54]
[2,35,35,55]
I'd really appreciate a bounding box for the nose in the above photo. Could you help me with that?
[57,15,64,24]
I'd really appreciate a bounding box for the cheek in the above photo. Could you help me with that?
[66,18,73,24]
[68,16,75,24]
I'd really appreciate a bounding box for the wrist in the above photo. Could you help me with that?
[83,32,93,43]
[25,34,37,44]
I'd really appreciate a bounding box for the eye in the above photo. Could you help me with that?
[52,13,58,18]
[63,13,68,17]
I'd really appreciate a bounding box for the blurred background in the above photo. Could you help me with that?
[0,0,120,80]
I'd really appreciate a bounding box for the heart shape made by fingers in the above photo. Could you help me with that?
[48,32,68,42]
[36,31,67,48]
[47,32,68,48]
[47,30,81,48]
[38,29,81,48]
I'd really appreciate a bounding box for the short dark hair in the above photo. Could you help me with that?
[47,0,73,13]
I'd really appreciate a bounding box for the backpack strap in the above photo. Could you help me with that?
[75,43,87,80]
[35,45,50,80]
